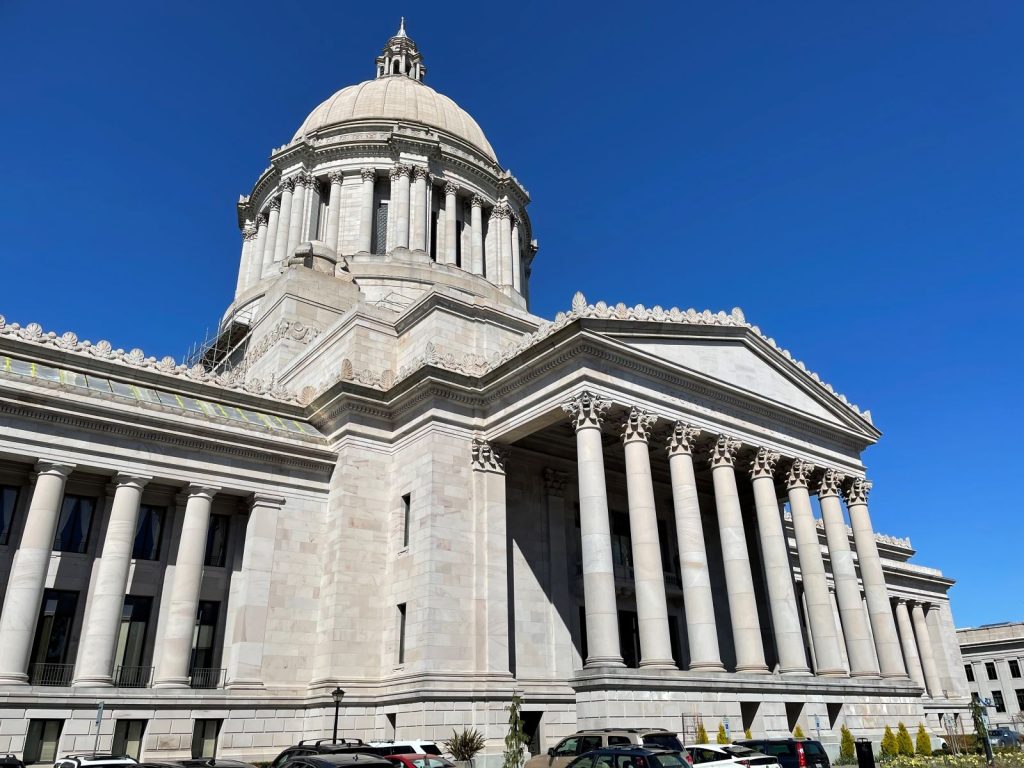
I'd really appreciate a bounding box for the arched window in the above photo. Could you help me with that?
[392,59,401,74]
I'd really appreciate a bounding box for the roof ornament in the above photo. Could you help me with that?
[376,19,425,81]
[396,17,407,38]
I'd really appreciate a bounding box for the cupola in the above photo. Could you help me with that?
[374,18,426,81]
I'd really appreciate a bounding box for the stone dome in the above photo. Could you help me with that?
[293,75,497,162]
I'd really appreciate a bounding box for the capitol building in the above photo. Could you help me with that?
[0,22,971,764]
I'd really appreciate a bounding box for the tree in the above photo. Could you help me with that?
[717,724,729,744]
[793,725,806,739]
[880,726,897,759]
[915,724,932,756]
[744,729,752,740]
[502,693,528,768]
[840,726,855,762]
[696,723,709,745]
[896,723,914,757]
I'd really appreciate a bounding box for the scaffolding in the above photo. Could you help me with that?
[183,305,257,375]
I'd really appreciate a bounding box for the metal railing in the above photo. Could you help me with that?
[189,667,225,689]
[29,662,75,686]
[114,665,153,688]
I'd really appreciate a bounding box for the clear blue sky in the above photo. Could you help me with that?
[1,2,1021,627]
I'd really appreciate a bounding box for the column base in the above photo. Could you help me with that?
[735,663,771,674]
[72,676,113,688]
[584,656,626,668]
[639,659,678,669]
[152,678,190,689]
[881,671,911,680]
[0,673,29,686]
[779,666,813,676]
[225,679,265,691]
[687,661,726,673]
[815,668,850,677]
[850,671,883,680]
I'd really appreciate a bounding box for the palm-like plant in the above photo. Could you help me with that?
[446,728,487,763]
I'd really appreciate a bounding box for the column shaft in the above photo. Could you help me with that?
[511,218,522,292]
[358,169,375,253]
[73,475,150,686]
[622,409,674,667]
[411,169,427,252]
[247,215,268,287]
[325,172,343,252]
[393,166,411,248]
[543,470,575,678]
[0,462,75,685]
[471,197,484,275]
[262,201,280,276]
[895,600,927,693]
[153,484,219,687]
[787,460,846,675]
[272,180,294,263]
[470,441,511,675]
[667,424,723,671]
[912,603,943,697]
[818,471,879,677]
[285,175,308,258]
[234,224,255,296]
[444,184,458,266]
[710,436,768,673]
[497,205,512,286]
[844,479,906,678]
[749,449,809,674]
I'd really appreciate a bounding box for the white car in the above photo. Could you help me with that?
[54,756,139,768]
[684,745,779,768]
[369,742,444,758]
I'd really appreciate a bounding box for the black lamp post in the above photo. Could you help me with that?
[331,687,346,744]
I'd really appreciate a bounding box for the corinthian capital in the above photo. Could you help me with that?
[361,167,376,182]
[562,391,611,432]
[280,177,296,192]
[843,477,872,505]
[492,202,511,219]
[471,438,506,474]
[785,459,816,490]
[412,166,430,181]
[268,197,281,211]
[666,422,700,457]
[390,163,411,180]
[470,194,484,208]
[256,212,268,227]
[621,406,656,444]
[709,435,741,468]
[749,447,780,479]
[297,171,315,188]
[817,468,846,498]
[328,170,344,184]
[444,181,459,196]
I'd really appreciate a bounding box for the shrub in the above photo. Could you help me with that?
[744,728,752,740]
[717,724,729,744]
[446,728,486,763]
[896,723,914,757]
[880,725,897,759]
[794,725,806,739]
[915,724,931,756]
[696,723,709,744]
[840,725,855,762]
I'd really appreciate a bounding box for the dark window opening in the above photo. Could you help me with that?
[0,484,20,544]
[54,494,95,553]
[25,719,63,763]
[114,595,153,685]
[113,720,147,760]
[373,201,389,255]
[1009,659,1021,678]
[191,719,222,759]
[397,603,407,664]
[204,514,229,567]
[986,661,998,680]
[992,690,1005,712]
[132,504,165,560]
[618,609,640,669]
[190,600,220,676]
[965,664,975,682]
[401,493,411,548]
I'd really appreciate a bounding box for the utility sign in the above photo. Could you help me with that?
[724,718,730,738]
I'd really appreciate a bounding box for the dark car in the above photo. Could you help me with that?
[988,728,1022,748]
[1,755,25,768]
[734,740,829,768]
[567,746,691,768]
[271,741,386,768]
[280,756,394,768]
[139,762,259,768]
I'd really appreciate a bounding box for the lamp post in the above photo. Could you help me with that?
[332,687,346,744]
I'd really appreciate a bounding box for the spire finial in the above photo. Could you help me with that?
[396,17,407,38]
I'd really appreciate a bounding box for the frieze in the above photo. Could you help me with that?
[782,510,911,550]
[241,320,321,372]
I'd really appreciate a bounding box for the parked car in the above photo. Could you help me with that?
[567,746,690,768]
[527,730,684,768]
[684,745,778,767]
[989,728,1022,748]
[1,755,25,768]
[271,740,383,768]
[368,744,443,757]
[383,755,454,768]
[54,755,139,768]
[278,756,394,768]
[734,740,829,768]
[138,762,260,768]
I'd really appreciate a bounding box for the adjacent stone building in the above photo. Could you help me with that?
[0,21,971,766]
[958,622,1024,729]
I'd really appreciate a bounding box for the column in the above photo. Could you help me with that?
[358,168,375,253]
[511,216,522,293]
[324,171,343,252]
[0,461,75,685]
[666,423,723,671]
[749,447,810,675]
[73,474,151,686]
[234,221,256,296]
[621,407,674,668]
[286,172,309,258]
[444,182,458,266]
[411,167,429,252]
[470,440,510,675]
[153,483,219,688]
[561,391,623,667]
[392,164,411,249]
[496,203,512,287]
[843,478,906,678]
[272,178,294,263]
[710,435,768,673]
[786,459,846,676]
[543,469,575,678]
[911,602,944,697]
[470,196,484,275]
[830,588,850,672]
[485,207,500,281]
[225,494,283,689]
[894,599,927,694]
[261,199,281,277]
[818,469,880,677]
[247,213,268,287]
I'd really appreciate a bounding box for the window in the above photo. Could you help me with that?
[1016,689,1024,710]
[610,511,632,569]
[132,505,165,560]
[554,738,579,757]
[0,484,19,544]
[992,690,1005,712]
[114,596,152,685]
[373,200,389,255]
[54,494,95,553]
[190,600,220,679]
[204,514,229,567]
[579,737,601,753]
[397,603,407,664]
[965,664,975,682]
[191,719,222,759]
[1010,659,1021,678]
[113,720,146,759]
[29,589,79,681]
[986,662,998,680]
[619,610,640,669]
[401,493,411,547]
[25,719,63,763]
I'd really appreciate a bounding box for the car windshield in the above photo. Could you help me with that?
[802,743,825,756]
[643,736,684,751]
[723,747,756,757]
[652,754,689,768]
[422,748,442,757]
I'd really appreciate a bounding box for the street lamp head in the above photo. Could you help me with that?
[332,687,346,705]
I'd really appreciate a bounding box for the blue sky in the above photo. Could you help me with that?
[1,2,1021,627]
